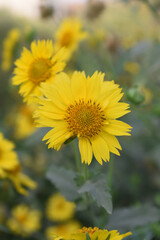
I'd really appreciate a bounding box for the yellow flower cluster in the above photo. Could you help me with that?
[7,204,41,236]
[12,18,131,166]
[1,28,20,71]
[45,193,79,240]
[0,133,36,195]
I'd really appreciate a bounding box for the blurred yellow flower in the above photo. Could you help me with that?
[0,133,36,195]
[71,227,132,240]
[142,87,153,105]
[46,193,75,222]
[35,71,131,165]
[1,28,20,71]
[5,164,37,196]
[12,40,66,103]
[124,62,140,75]
[14,104,36,139]
[54,18,87,59]
[7,204,41,236]
[46,221,81,240]
[0,133,18,177]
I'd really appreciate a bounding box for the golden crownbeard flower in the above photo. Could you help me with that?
[54,18,87,59]
[124,61,140,76]
[12,40,66,103]
[0,133,36,195]
[5,164,37,195]
[7,204,41,236]
[6,104,36,139]
[46,221,81,240]
[46,193,76,222]
[71,227,132,240]
[1,28,20,71]
[0,133,18,177]
[35,71,132,165]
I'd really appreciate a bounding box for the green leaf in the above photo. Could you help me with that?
[46,166,80,201]
[0,224,9,233]
[86,233,91,240]
[78,177,112,214]
[107,205,160,230]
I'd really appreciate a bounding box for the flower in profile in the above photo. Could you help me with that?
[1,28,21,71]
[12,40,66,103]
[5,164,37,195]
[71,227,132,240]
[54,18,87,59]
[7,204,41,236]
[0,133,36,195]
[46,193,75,222]
[124,61,140,76]
[46,221,81,240]
[35,71,131,165]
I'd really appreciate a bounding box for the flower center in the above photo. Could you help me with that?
[29,58,52,84]
[78,227,99,237]
[65,100,105,138]
[60,31,73,47]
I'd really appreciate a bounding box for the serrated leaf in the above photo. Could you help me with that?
[46,166,80,201]
[107,205,160,230]
[79,177,112,214]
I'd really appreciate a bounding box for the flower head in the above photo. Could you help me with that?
[71,227,132,240]
[7,204,41,236]
[12,40,66,103]
[36,71,131,165]
[54,18,87,59]
[46,193,75,222]
[46,221,81,240]
[0,133,36,195]
[124,61,140,75]
[7,104,36,139]
[1,28,20,71]
[0,133,18,177]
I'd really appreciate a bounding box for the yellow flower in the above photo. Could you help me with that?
[1,28,20,71]
[0,133,36,195]
[5,164,37,196]
[0,133,18,177]
[71,227,132,240]
[14,104,36,139]
[46,221,81,240]
[12,40,66,103]
[124,62,140,75]
[35,71,131,165]
[7,204,41,236]
[46,193,76,222]
[54,18,87,59]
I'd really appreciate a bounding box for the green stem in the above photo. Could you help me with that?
[107,154,114,190]
[71,141,81,173]
[83,163,88,181]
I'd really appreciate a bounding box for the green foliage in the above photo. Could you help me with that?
[46,166,80,201]
[79,178,112,214]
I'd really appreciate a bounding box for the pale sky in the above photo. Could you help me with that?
[0,0,88,18]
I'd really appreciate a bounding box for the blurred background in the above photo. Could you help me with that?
[0,0,160,240]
